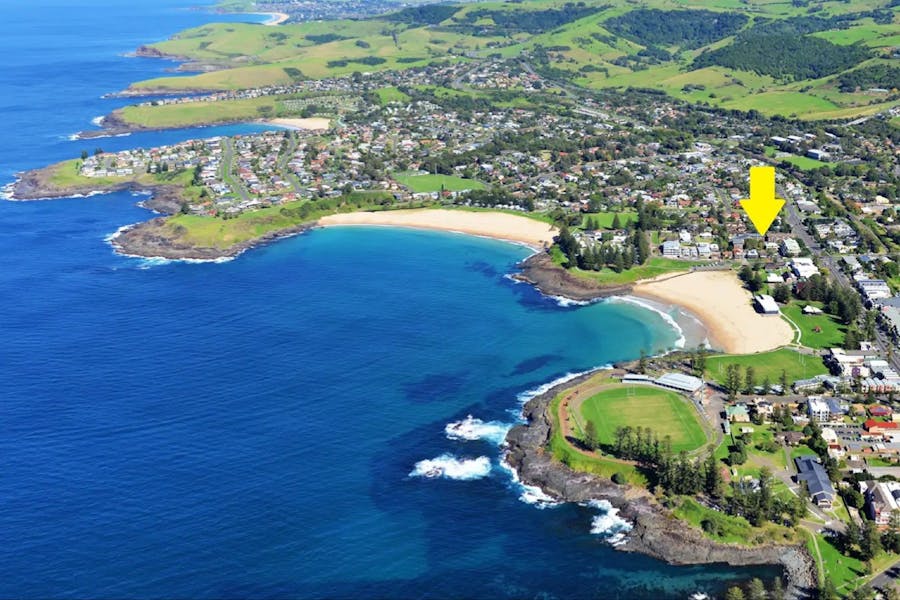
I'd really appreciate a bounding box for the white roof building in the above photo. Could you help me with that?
[754,294,780,315]
[791,257,819,279]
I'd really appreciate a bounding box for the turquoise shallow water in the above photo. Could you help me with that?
[0,1,777,597]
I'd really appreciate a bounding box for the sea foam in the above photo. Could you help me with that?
[410,454,492,480]
[586,499,633,546]
[607,295,686,349]
[445,415,512,445]
[498,456,561,509]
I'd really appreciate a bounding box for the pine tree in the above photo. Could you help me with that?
[725,586,745,600]
[771,577,785,600]
[639,349,648,374]
[745,366,756,395]
[704,447,722,498]
[779,369,788,395]
[747,578,767,600]
[611,213,622,230]
[584,420,599,451]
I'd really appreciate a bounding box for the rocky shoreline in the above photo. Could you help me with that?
[9,166,186,214]
[110,217,316,261]
[513,252,632,301]
[504,371,818,599]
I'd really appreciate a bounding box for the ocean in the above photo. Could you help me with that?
[0,2,777,598]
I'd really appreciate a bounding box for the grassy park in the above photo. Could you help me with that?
[781,302,846,349]
[706,348,829,387]
[572,257,703,286]
[392,172,485,194]
[579,386,707,453]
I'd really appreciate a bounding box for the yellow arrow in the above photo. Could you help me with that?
[739,166,785,236]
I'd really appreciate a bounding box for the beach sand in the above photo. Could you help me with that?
[632,270,794,354]
[318,209,558,249]
[258,12,289,26]
[267,117,330,131]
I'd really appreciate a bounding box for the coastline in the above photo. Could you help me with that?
[632,270,794,354]
[503,370,817,599]
[319,209,558,250]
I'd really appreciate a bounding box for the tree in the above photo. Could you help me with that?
[772,283,791,304]
[694,346,708,375]
[725,364,743,400]
[747,578,767,600]
[744,366,756,394]
[779,369,789,395]
[761,376,771,396]
[817,578,838,600]
[704,447,722,498]
[584,420,599,451]
[725,587,745,600]
[771,577,785,600]
[860,518,882,561]
[639,349,648,374]
[80,149,88,160]
[611,213,622,229]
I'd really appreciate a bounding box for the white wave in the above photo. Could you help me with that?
[549,295,594,307]
[498,457,562,509]
[91,115,105,126]
[69,131,132,141]
[445,415,512,445]
[586,499,633,546]
[515,368,608,405]
[503,273,525,285]
[409,454,492,480]
[105,223,239,264]
[607,295,686,350]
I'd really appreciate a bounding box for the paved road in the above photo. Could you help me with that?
[871,559,900,593]
[221,138,250,202]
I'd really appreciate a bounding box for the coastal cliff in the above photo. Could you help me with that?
[10,166,185,215]
[504,371,818,599]
[514,253,632,301]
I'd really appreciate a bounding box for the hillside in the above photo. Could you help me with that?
[129,0,900,120]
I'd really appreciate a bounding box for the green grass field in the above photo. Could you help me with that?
[779,155,838,171]
[781,302,846,349]
[579,386,707,453]
[572,257,703,286]
[161,193,394,249]
[674,497,797,546]
[393,172,485,193]
[375,87,411,104]
[119,96,289,128]
[581,211,637,229]
[547,375,648,486]
[706,348,828,387]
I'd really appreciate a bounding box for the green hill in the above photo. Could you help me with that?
[128,0,900,120]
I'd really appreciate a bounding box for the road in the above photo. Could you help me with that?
[221,138,250,202]
[780,186,900,372]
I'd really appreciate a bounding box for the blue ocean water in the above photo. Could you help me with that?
[0,2,777,598]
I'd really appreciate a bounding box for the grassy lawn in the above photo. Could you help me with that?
[741,423,789,469]
[790,445,818,460]
[579,386,707,453]
[119,96,287,129]
[162,192,393,249]
[393,172,485,193]
[706,348,828,387]
[580,211,637,229]
[547,375,648,486]
[806,533,899,592]
[779,154,838,171]
[375,87,411,104]
[781,301,846,349]
[674,497,798,546]
[572,257,703,286]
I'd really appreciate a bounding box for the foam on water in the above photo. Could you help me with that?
[515,368,607,405]
[607,296,686,350]
[445,415,512,445]
[498,456,562,509]
[409,454,492,480]
[586,499,633,546]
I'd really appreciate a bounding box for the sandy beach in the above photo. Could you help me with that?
[318,209,558,249]
[267,117,330,131]
[632,270,794,354]
[257,12,289,26]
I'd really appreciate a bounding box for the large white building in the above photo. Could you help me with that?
[754,294,780,315]
[791,257,819,279]
[780,238,801,257]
